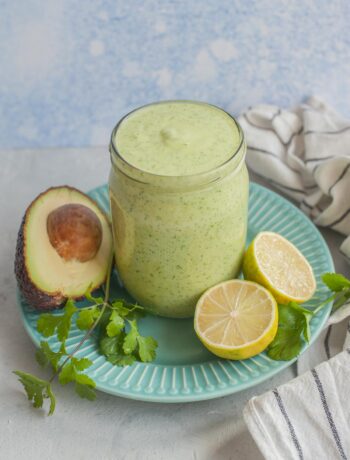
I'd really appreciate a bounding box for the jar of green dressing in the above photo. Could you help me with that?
[109,101,248,318]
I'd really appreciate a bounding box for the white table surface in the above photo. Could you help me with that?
[1,147,349,460]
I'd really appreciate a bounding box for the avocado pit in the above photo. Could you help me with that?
[47,203,102,263]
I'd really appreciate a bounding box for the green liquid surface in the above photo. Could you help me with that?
[115,101,241,176]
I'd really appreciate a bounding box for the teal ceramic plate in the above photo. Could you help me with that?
[18,183,334,402]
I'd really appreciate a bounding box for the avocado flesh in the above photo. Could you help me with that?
[15,186,113,310]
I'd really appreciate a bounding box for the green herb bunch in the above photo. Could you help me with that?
[267,273,350,360]
[14,257,158,415]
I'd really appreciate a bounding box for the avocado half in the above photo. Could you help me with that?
[15,186,113,310]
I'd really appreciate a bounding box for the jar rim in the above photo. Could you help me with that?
[109,100,246,188]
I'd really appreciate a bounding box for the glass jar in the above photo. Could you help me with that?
[109,102,249,318]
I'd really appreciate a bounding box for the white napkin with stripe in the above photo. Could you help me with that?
[238,97,350,373]
[238,96,350,263]
[239,98,350,458]
[244,349,350,460]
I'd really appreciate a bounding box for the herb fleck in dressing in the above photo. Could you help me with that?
[109,101,249,318]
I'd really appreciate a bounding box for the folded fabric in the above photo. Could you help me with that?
[240,98,350,459]
[244,349,350,460]
[238,97,350,263]
[297,302,350,374]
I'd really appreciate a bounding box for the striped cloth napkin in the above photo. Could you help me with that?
[239,97,350,459]
[243,349,350,460]
[238,96,350,263]
[238,96,350,370]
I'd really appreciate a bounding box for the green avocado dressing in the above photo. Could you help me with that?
[109,101,248,318]
[115,101,241,176]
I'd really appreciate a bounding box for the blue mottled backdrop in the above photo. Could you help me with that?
[1,0,350,148]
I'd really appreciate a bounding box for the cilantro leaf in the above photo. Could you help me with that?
[13,371,56,415]
[99,334,120,358]
[36,314,61,337]
[123,320,138,354]
[98,307,158,366]
[127,308,146,321]
[111,300,131,316]
[85,291,104,305]
[99,333,136,366]
[288,302,313,343]
[13,371,47,407]
[71,357,93,371]
[322,273,350,292]
[35,341,65,371]
[35,343,50,368]
[123,320,158,362]
[58,362,76,385]
[303,313,311,343]
[112,354,136,366]
[75,382,96,401]
[56,300,78,341]
[58,358,94,385]
[333,290,350,311]
[58,357,94,393]
[37,300,77,342]
[66,360,97,401]
[76,306,100,330]
[106,310,125,337]
[267,303,312,361]
[74,373,96,386]
[110,300,145,319]
[137,336,158,362]
[46,383,56,415]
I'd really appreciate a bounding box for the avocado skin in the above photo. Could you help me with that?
[15,215,65,310]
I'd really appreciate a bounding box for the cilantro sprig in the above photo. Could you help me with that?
[267,272,350,361]
[13,255,158,415]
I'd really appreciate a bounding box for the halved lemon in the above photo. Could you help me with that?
[194,280,278,360]
[243,231,316,304]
